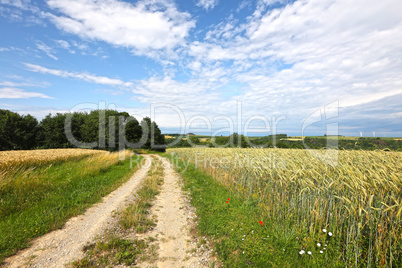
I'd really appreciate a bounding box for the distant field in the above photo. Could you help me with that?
[168,148,402,266]
[165,134,402,140]
[301,135,360,140]
[280,137,303,141]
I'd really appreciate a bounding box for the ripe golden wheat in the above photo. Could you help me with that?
[0,149,105,169]
[168,148,402,266]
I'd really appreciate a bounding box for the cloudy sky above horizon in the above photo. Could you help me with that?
[0,0,401,136]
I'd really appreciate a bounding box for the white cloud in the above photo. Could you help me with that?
[197,0,219,10]
[0,81,48,87]
[46,0,195,57]
[121,0,400,134]
[0,0,31,9]
[0,46,23,53]
[186,0,402,127]
[128,66,227,125]
[56,40,69,49]
[24,63,133,87]
[3,0,401,134]
[390,112,402,119]
[0,103,69,119]
[0,87,53,99]
[0,0,44,25]
[236,0,252,13]
[36,41,58,60]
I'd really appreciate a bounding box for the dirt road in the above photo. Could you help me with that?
[4,155,214,267]
[3,155,152,268]
[138,156,213,268]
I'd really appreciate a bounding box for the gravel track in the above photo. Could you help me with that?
[138,156,213,268]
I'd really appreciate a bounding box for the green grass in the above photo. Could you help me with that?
[0,153,142,263]
[73,156,164,267]
[120,156,164,232]
[163,153,343,267]
[72,233,149,267]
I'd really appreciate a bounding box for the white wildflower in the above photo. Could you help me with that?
[307,251,312,255]
[322,229,327,233]
[320,251,324,254]
[299,250,305,255]
[328,232,333,237]
[317,243,321,247]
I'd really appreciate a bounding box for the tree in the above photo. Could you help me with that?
[214,136,229,147]
[0,109,39,150]
[139,117,166,152]
[189,136,200,145]
[229,133,249,148]
[38,113,70,148]
[19,114,38,150]
[0,109,165,152]
[125,117,142,146]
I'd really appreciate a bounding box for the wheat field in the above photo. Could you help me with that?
[168,148,402,266]
[0,149,133,187]
[0,149,105,169]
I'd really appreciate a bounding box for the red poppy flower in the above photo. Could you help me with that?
[228,198,231,201]
[226,201,229,203]
[259,221,264,226]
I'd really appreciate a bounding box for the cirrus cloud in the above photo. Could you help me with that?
[0,87,54,99]
[24,63,133,87]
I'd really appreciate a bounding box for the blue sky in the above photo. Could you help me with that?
[0,0,401,137]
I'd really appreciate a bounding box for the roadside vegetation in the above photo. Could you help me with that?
[166,148,402,267]
[73,156,164,267]
[0,150,140,263]
[166,133,402,151]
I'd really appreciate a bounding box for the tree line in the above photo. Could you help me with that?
[0,109,165,151]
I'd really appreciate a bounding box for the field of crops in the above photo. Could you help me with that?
[0,149,105,169]
[168,148,402,266]
[0,149,138,262]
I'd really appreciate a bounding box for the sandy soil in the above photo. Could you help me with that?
[3,155,152,268]
[138,156,214,268]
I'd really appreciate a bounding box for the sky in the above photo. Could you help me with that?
[0,0,401,137]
